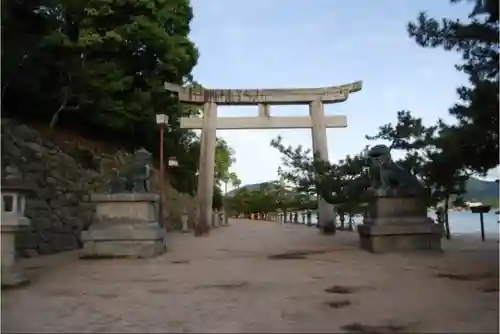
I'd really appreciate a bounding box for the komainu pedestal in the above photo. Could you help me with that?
[81,193,167,259]
[357,193,442,253]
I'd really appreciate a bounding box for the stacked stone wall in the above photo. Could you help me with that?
[2,119,197,257]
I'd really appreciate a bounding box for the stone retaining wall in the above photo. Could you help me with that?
[1,119,196,257]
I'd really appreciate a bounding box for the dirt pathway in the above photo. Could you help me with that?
[2,219,498,333]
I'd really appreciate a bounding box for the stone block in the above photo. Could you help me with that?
[81,239,166,259]
[367,196,427,220]
[356,194,443,253]
[90,193,160,222]
[81,223,165,241]
[81,192,166,259]
[80,223,167,259]
[357,223,442,253]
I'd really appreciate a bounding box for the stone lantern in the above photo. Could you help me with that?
[1,184,32,288]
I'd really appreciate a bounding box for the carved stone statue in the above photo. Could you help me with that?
[82,148,167,259]
[107,149,153,193]
[365,145,424,195]
[316,145,425,205]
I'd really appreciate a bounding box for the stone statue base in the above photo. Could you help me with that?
[80,193,167,259]
[357,194,442,253]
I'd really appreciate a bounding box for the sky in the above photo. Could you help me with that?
[188,0,498,187]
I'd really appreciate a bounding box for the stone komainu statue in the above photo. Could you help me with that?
[108,149,153,193]
[365,144,424,194]
[316,144,425,205]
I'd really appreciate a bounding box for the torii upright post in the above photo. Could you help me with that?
[196,102,217,235]
[165,81,363,236]
[310,99,336,233]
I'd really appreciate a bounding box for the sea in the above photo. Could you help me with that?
[428,211,499,235]
[306,211,500,235]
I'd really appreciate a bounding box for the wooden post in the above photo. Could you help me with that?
[480,212,485,242]
[470,205,491,242]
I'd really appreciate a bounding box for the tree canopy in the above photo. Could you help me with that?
[408,0,499,174]
[225,182,316,217]
[2,0,238,196]
[270,136,367,219]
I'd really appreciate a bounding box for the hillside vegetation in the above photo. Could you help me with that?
[2,0,241,198]
[2,0,195,194]
[462,178,499,207]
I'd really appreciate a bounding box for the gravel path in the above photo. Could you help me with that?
[2,219,498,333]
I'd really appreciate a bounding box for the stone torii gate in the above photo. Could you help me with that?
[165,81,363,235]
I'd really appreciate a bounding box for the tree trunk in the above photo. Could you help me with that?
[444,196,451,240]
[347,214,353,231]
[49,85,79,130]
[49,100,68,130]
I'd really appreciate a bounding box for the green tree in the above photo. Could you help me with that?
[420,124,469,238]
[336,155,366,230]
[408,0,499,174]
[231,175,242,189]
[365,110,435,176]
[227,187,251,216]
[220,171,240,220]
[226,183,283,219]
[270,137,315,192]
[271,135,370,231]
[269,177,296,220]
[2,0,203,194]
[215,139,236,186]
[212,186,223,210]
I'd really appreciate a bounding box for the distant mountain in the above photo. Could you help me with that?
[226,181,283,197]
[229,178,498,202]
[463,177,499,202]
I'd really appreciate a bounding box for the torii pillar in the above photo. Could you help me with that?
[310,99,336,233]
[165,81,363,236]
[196,102,218,235]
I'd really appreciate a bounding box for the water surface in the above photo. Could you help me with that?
[303,211,500,235]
